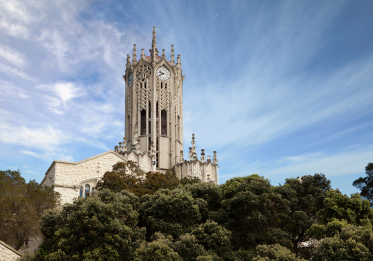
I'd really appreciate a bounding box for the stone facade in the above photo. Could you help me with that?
[41,151,127,205]
[0,240,21,261]
[174,134,219,184]
[123,27,184,171]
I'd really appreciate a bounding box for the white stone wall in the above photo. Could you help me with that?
[174,161,219,185]
[0,241,21,261]
[43,151,127,205]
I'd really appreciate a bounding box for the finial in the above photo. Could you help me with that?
[121,137,127,152]
[180,150,184,162]
[150,27,159,59]
[170,45,175,65]
[141,49,145,58]
[115,145,118,152]
[126,54,131,66]
[152,27,156,46]
[200,149,205,163]
[213,151,218,164]
[177,54,181,66]
[132,44,137,63]
[190,134,198,160]
[207,155,211,163]
[162,49,165,58]
[188,147,193,161]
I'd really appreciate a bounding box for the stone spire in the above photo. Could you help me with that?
[170,44,175,65]
[213,151,218,164]
[115,137,127,154]
[126,54,131,67]
[162,49,166,58]
[200,149,205,163]
[141,48,145,59]
[132,44,137,63]
[177,54,181,67]
[189,134,198,160]
[149,27,159,60]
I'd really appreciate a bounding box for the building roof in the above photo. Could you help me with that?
[0,240,22,257]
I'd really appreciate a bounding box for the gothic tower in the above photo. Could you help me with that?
[123,27,183,171]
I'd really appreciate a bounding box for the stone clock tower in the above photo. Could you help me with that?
[123,27,183,171]
[42,27,219,207]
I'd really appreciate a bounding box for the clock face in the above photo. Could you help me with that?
[128,73,132,86]
[156,66,170,81]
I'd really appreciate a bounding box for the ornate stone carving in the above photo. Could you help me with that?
[193,161,202,179]
[140,155,151,173]
[156,76,171,111]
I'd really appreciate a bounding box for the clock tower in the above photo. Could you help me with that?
[123,27,183,171]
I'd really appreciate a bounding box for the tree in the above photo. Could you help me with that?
[275,173,331,256]
[134,234,181,261]
[353,163,373,204]
[39,189,145,260]
[96,161,200,197]
[0,170,59,250]
[317,189,373,227]
[220,174,292,250]
[252,244,307,261]
[312,224,373,261]
[139,188,205,239]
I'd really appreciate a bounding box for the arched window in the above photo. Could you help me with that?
[141,110,146,135]
[85,184,90,198]
[161,110,167,136]
[79,186,83,197]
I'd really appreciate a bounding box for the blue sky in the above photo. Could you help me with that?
[1,0,373,195]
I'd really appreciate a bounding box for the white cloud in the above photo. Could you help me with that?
[37,82,84,108]
[0,62,33,80]
[22,150,74,162]
[0,81,28,99]
[0,121,70,152]
[0,44,26,67]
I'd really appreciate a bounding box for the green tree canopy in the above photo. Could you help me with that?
[40,189,145,261]
[0,169,59,250]
[353,163,373,205]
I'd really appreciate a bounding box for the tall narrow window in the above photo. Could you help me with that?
[156,102,159,118]
[161,110,167,136]
[156,137,159,151]
[148,101,151,118]
[148,137,151,150]
[141,110,146,135]
[156,153,159,168]
[85,184,90,198]
[79,186,83,197]
[156,121,159,135]
[148,121,151,135]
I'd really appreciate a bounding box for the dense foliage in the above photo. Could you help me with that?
[96,161,200,197]
[0,170,59,250]
[353,162,373,205]
[18,162,373,260]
